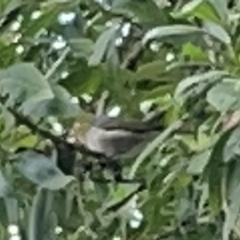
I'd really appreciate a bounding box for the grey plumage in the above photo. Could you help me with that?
[79,115,163,158]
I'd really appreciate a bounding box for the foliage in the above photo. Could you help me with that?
[1,0,240,239]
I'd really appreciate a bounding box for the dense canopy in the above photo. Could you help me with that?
[1,0,240,240]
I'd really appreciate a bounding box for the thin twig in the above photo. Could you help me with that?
[8,108,105,159]
[121,41,144,70]
[104,183,146,213]
[96,91,109,116]
[44,47,70,81]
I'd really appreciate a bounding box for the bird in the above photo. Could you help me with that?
[67,112,164,160]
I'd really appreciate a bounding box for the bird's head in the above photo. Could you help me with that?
[66,112,94,143]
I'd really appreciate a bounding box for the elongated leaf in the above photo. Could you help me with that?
[0,0,22,18]
[129,115,187,178]
[204,124,239,214]
[17,150,74,190]
[177,0,203,15]
[0,63,54,111]
[65,187,75,220]
[175,70,229,99]
[88,25,117,66]
[181,43,208,60]
[135,60,167,81]
[69,38,94,59]
[29,188,57,240]
[0,169,17,225]
[24,84,81,118]
[4,198,18,224]
[187,150,211,175]
[142,25,204,44]
[207,79,240,112]
[223,161,240,240]
[112,0,168,25]
[0,171,10,198]
[0,105,15,136]
[104,184,141,213]
[223,128,240,162]
[175,0,221,23]
[22,6,61,37]
[209,0,227,20]
[203,21,231,45]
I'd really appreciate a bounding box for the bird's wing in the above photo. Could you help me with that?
[92,115,163,133]
[83,126,144,157]
[101,130,144,156]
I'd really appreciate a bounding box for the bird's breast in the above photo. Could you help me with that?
[81,127,143,157]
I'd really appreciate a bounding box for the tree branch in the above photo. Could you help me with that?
[121,41,144,70]
[104,183,146,213]
[8,108,105,159]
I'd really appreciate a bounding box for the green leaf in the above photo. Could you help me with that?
[100,64,137,112]
[0,63,54,112]
[142,25,204,45]
[22,6,61,37]
[129,115,187,178]
[207,79,240,112]
[25,84,81,119]
[181,43,208,60]
[203,21,231,45]
[174,0,221,23]
[29,188,57,240]
[135,60,167,81]
[65,186,75,220]
[14,134,38,149]
[0,0,22,19]
[144,84,174,99]
[187,150,211,175]
[178,129,214,152]
[0,170,10,198]
[69,38,94,59]
[175,70,229,100]
[0,106,15,136]
[0,168,17,225]
[104,184,140,212]
[88,25,117,66]
[223,160,240,240]
[204,125,239,214]
[60,62,101,95]
[17,150,74,190]
[111,0,167,25]
[4,198,18,224]
[223,128,240,162]
[0,63,80,119]
[0,199,8,228]
[208,0,228,21]
[175,194,192,221]
[175,0,203,15]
